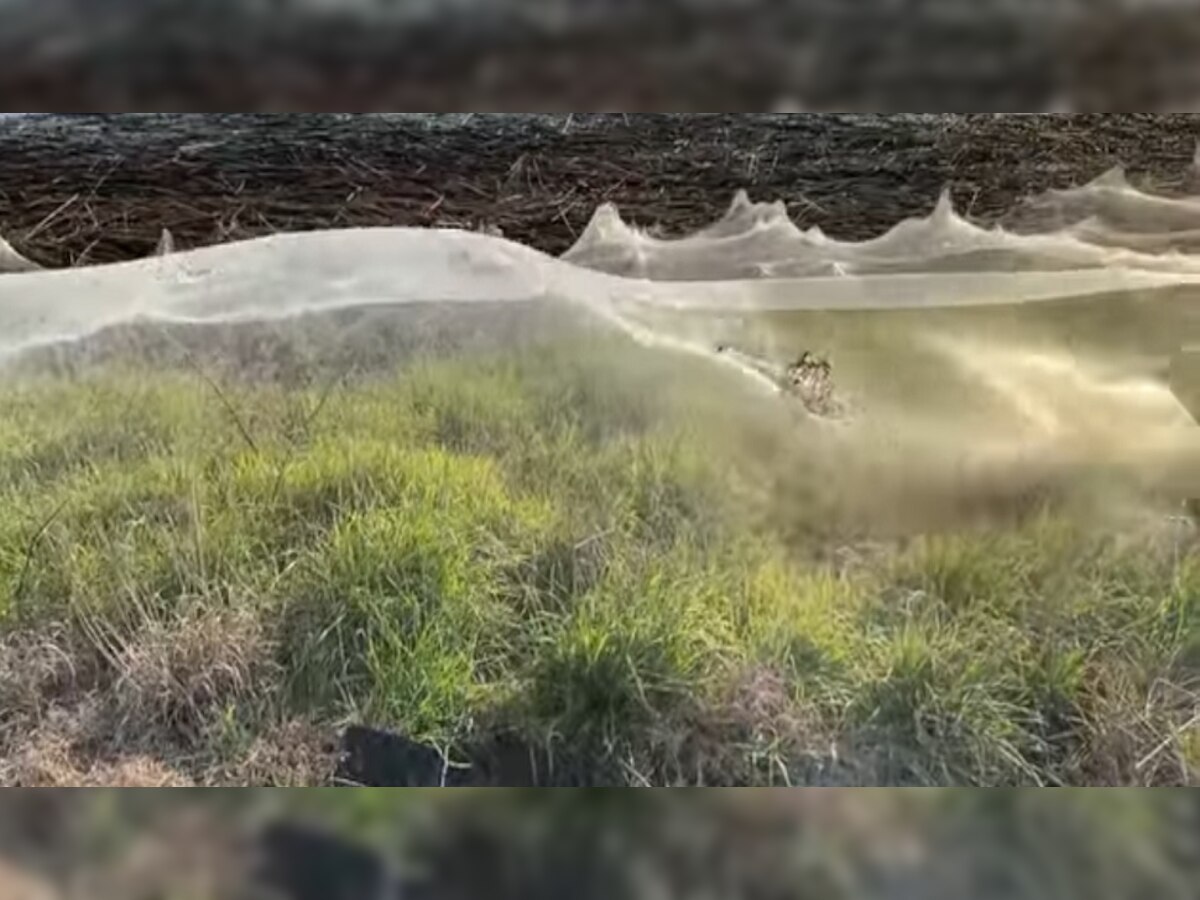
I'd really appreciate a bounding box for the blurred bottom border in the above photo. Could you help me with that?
[0,789,1195,900]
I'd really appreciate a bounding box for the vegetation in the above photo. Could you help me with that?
[0,330,1196,786]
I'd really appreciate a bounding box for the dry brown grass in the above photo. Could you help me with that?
[0,624,93,721]
[10,741,193,788]
[630,664,853,788]
[0,605,329,786]
[210,719,338,788]
[1076,673,1200,787]
[100,606,273,745]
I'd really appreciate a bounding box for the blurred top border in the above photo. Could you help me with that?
[0,0,1198,112]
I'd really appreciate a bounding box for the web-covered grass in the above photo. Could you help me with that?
[0,337,1196,785]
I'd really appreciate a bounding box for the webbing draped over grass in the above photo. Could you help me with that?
[0,340,1196,785]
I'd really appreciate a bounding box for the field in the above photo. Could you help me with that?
[1,306,1197,787]
[0,114,1198,786]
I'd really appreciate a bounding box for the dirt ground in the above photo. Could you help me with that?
[1,114,1198,269]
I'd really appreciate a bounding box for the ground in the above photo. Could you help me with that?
[2,114,1199,266]
[0,114,1197,787]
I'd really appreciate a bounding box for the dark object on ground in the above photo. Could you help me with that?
[337,725,469,787]
[466,733,557,787]
[257,822,392,900]
[336,725,557,787]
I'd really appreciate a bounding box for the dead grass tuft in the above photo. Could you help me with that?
[3,703,193,787]
[213,719,338,787]
[0,624,93,723]
[637,665,852,787]
[1077,674,1200,787]
[0,607,288,786]
[103,606,276,745]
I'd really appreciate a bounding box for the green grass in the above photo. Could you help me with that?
[0,336,1196,785]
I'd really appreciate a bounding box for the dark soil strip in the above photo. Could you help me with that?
[1,114,1197,269]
